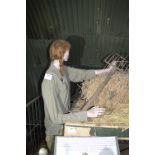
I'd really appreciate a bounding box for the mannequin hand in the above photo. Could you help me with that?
[87,106,105,118]
[108,61,117,71]
[95,61,116,75]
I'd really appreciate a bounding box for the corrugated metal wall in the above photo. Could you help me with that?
[26,39,52,101]
[26,0,129,99]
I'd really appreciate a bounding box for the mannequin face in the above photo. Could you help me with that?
[63,50,69,61]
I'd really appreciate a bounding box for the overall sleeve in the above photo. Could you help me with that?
[66,66,96,82]
[41,78,87,124]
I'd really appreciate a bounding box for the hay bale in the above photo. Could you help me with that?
[73,71,129,128]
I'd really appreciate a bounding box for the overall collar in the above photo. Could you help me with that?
[50,62,63,80]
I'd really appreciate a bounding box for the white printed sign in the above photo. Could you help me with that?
[54,136,120,155]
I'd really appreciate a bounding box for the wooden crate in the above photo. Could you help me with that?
[64,122,129,140]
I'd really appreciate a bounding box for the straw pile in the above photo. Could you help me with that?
[72,71,129,128]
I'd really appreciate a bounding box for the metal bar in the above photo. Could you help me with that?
[27,125,38,137]
[34,99,38,125]
[31,125,35,154]
[27,105,33,154]
[35,102,39,150]
[104,53,129,73]
[37,98,42,144]
[26,96,40,107]
[38,98,43,140]
[26,96,45,155]
[32,101,37,151]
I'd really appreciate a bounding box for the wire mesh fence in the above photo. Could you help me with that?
[26,96,45,155]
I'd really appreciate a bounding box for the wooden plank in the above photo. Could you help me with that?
[64,122,129,140]
[64,126,91,136]
[65,122,128,130]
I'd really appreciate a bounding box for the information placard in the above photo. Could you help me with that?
[54,136,120,155]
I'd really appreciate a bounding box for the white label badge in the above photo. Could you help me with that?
[44,73,53,80]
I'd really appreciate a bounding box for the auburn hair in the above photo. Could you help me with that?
[49,40,71,75]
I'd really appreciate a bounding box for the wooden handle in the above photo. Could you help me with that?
[81,72,114,111]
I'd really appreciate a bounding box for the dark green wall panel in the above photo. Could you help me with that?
[26,0,129,99]
[26,39,52,101]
